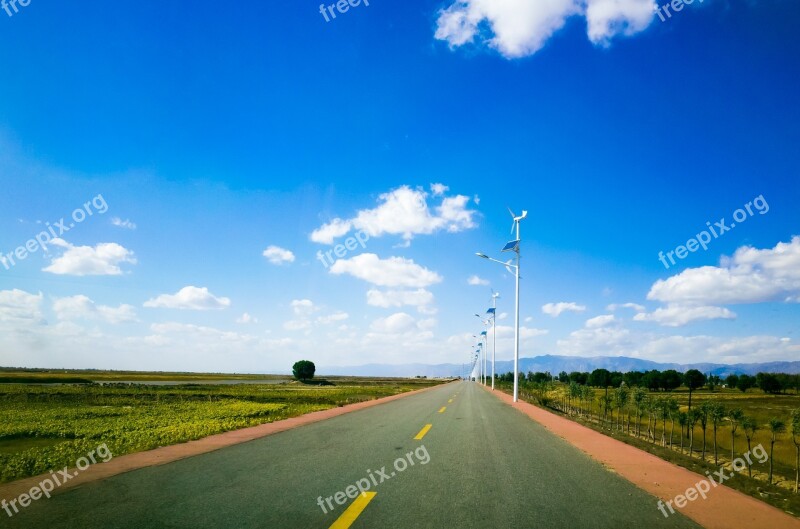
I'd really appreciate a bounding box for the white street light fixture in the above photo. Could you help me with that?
[488,290,499,390]
[476,208,527,402]
[475,315,490,387]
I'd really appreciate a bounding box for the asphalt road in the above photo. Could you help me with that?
[7,381,702,529]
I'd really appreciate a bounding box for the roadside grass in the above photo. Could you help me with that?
[0,377,445,483]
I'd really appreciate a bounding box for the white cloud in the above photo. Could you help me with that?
[43,239,136,276]
[435,0,655,59]
[542,301,586,317]
[150,322,247,342]
[370,312,418,334]
[310,185,477,244]
[236,312,258,324]
[431,183,449,196]
[585,0,655,45]
[291,299,318,316]
[283,319,312,332]
[367,288,436,314]
[556,325,633,356]
[498,312,508,320]
[0,289,44,325]
[262,245,295,265]
[467,275,489,286]
[53,295,137,324]
[143,286,231,310]
[284,300,327,331]
[111,217,136,230]
[648,237,800,305]
[494,325,549,339]
[317,312,350,324]
[585,314,616,328]
[633,305,736,327]
[330,253,443,288]
[310,218,353,244]
[606,302,645,312]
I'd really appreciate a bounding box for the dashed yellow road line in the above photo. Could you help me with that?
[438,406,446,413]
[414,424,432,440]
[448,399,453,403]
[329,492,377,529]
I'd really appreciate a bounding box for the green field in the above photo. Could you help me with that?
[0,375,445,483]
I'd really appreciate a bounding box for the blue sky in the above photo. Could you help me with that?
[0,0,798,373]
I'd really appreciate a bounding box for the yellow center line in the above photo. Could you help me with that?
[438,406,446,413]
[448,399,453,403]
[414,423,432,440]
[329,492,377,529]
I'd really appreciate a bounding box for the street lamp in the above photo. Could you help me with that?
[487,291,499,390]
[475,315,490,387]
[476,209,526,402]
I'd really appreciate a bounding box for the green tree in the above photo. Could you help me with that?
[661,370,683,392]
[684,369,706,411]
[667,397,680,449]
[623,371,643,388]
[581,384,593,418]
[632,387,647,438]
[600,394,614,428]
[684,369,706,438]
[698,401,711,460]
[757,373,782,395]
[768,418,786,485]
[569,381,581,416]
[677,411,688,454]
[742,416,759,477]
[614,385,629,431]
[709,402,726,465]
[642,370,663,392]
[792,409,800,493]
[292,360,316,381]
[687,408,701,458]
[589,369,612,399]
[725,374,739,389]
[727,408,745,464]
[658,397,671,446]
[736,374,755,393]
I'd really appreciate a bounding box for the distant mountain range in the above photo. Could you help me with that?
[319,355,800,378]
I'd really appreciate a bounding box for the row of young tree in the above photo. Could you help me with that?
[497,368,800,395]
[493,369,800,493]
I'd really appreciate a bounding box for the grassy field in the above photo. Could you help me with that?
[0,375,445,483]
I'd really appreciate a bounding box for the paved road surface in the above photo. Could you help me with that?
[7,381,701,528]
